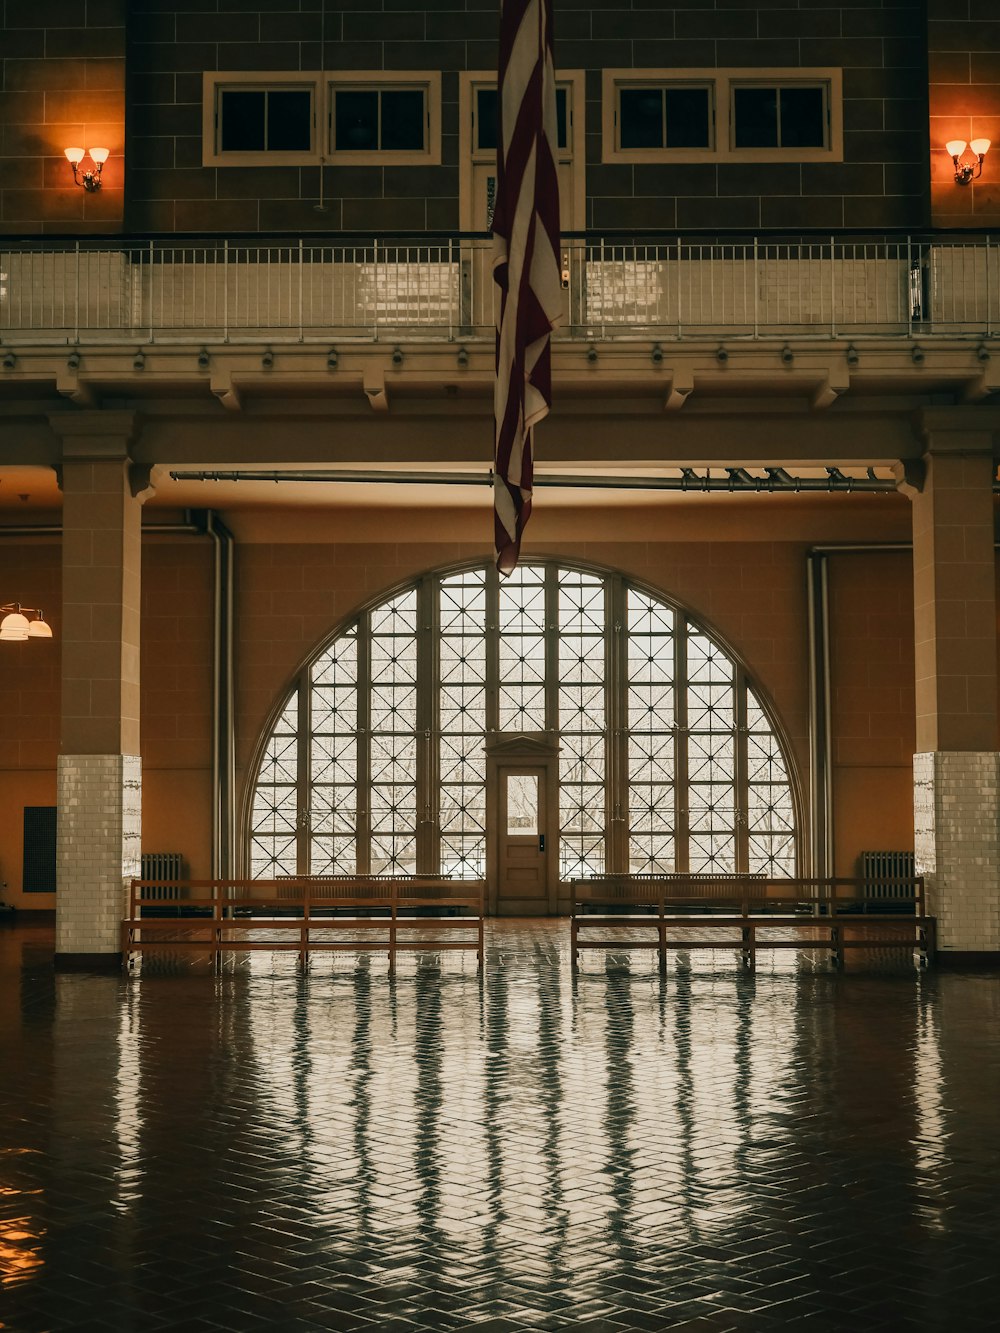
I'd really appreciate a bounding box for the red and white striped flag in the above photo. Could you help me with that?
[492,0,562,576]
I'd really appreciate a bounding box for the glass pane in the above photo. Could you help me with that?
[664,87,711,149]
[555,86,568,149]
[620,87,664,149]
[507,774,538,835]
[336,89,378,151]
[267,89,311,151]
[734,86,778,149]
[780,86,825,148]
[381,89,425,151]
[220,90,266,152]
[476,88,498,151]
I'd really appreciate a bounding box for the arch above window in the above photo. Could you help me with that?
[247,561,798,882]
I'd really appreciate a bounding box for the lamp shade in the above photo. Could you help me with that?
[88,147,110,164]
[27,617,53,639]
[64,147,85,165]
[970,138,991,157]
[0,611,30,641]
[945,140,967,158]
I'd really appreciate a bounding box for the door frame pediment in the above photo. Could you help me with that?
[484,731,561,760]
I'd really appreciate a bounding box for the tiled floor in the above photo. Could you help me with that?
[1,919,999,1332]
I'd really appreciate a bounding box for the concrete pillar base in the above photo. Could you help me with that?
[56,754,141,958]
[914,751,1000,955]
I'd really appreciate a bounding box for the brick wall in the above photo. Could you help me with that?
[0,0,126,234]
[928,0,1000,228]
[123,0,930,234]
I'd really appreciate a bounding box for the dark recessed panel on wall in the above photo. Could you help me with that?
[23,806,57,894]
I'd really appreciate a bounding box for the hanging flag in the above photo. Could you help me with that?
[492,0,562,576]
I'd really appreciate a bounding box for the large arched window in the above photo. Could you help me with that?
[247,561,798,879]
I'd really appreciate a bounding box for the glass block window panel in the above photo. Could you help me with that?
[369,590,418,874]
[745,687,796,876]
[557,570,607,877]
[627,589,675,874]
[310,629,358,875]
[686,624,737,875]
[219,87,312,153]
[250,692,299,878]
[438,570,487,879]
[498,566,547,731]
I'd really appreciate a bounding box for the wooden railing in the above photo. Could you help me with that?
[570,875,935,970]
[122,876,485,973]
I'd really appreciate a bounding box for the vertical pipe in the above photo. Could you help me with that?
[194,510,236,879]
[806,551,832,880]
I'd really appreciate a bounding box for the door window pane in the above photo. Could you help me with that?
[507,775,538,835]
[477,85,567,152]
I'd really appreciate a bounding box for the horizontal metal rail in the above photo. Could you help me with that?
[169,466,900,493]
[1,234,996,344]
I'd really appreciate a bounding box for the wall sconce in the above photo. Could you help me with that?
[1,603,53,642]
[64,146,109,192]
[946,138,991,185]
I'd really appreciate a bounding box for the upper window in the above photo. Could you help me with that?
[619,84,713,151]
[218,86,313,154]
[203,72,441,167]
[732,82,827,150]
[328,75,440,164]
[604,68,842,164]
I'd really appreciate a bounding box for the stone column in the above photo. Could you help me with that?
[900,410,1000,960]
[50,413,147,968]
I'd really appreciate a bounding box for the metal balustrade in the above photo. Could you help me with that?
[1,234,996,345]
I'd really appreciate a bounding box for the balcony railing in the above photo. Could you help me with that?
[0,234,997,345]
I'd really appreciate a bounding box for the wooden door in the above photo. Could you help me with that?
[496,766,549,916]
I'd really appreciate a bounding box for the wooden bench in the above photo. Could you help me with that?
[570,875,935,971]
[122,876,485,973]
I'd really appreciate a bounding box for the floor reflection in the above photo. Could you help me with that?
[1,921,999,1330]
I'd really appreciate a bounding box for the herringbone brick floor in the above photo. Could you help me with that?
[1,920,998,1331]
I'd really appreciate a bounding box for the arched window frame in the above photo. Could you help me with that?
[242,559,802,880]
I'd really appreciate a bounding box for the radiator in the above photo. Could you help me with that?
[860,851,915,898]
[140,852,184,900]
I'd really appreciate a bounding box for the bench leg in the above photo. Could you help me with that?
[571,919,579,972]
[741,924,755,971]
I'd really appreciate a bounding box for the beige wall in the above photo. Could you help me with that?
[0,494,956,908]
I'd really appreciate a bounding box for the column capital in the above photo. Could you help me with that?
[912,406,1000,455]
[48,410,141,458]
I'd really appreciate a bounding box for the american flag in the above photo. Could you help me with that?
[492,0,562,576]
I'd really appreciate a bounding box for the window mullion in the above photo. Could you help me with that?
[417,575,438,874]
[675,619,690,873]
[735,669,750,873]
[608,575,628,874]
[357,615,371,875]
[296,671,310,875]
[544,564,559,733]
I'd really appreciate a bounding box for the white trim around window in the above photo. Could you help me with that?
[202,71,441,168]
[603,68,844,165]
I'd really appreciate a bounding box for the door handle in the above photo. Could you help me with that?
[539,834,545,851]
